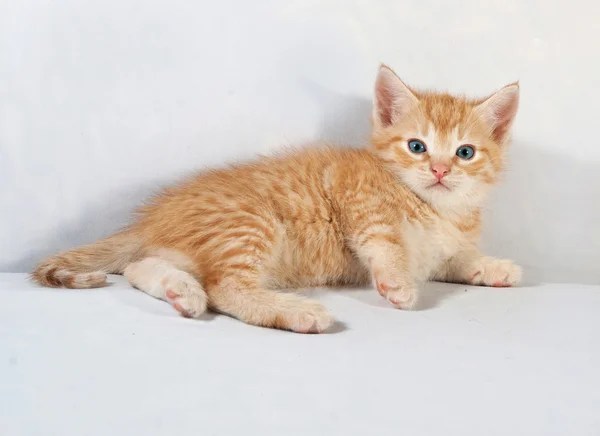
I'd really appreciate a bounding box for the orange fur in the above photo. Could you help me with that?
[31,64,522,333]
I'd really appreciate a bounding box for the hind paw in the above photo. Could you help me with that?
[124,258,208,318]
[274,300,334,334]
[163,274,208,318]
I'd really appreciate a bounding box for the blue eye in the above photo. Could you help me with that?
[456,145,475,160]
[408,139,427,154]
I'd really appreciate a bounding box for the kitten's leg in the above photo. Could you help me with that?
[362,239,418,309]
[341,193,418,309]
[202,219,333,333]
[351,230,417,309]
[207,283,333,333]
[124,257,208,317]
[434,248,522,287]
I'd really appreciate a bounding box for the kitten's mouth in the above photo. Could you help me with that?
[427,181,451,191]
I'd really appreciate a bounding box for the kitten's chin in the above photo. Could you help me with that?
[411,180,487,211]
[427,186,488,212]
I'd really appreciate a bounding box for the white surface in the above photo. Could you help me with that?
[1,273,599,436]
[1,0,599,284]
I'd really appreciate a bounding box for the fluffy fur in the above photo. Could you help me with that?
[31,65,522,333]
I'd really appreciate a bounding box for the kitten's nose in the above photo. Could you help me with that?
[431,164,450,180]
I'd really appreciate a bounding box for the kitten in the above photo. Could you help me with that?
[32,65,521,333]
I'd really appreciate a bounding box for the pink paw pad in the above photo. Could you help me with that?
[380,283,393,292]
[172,302,190,317]
[376,281,395,297]
[166,290,180,299]
[166,290,190,317]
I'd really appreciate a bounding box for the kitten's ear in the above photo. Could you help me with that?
[373,65,418,129]
[475,82,520,144]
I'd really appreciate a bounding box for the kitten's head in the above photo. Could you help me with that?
[371,64,519,211]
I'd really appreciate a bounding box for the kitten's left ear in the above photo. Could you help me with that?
[475,82,520,144]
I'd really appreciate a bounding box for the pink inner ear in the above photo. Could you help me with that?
[375,84,395,127]
[480,84,519,143]
[492,95,519,141]
[373,67,416,129]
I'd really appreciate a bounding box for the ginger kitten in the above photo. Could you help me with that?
[32,65,521,333]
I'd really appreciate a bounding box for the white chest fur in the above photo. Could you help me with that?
[401,216,468,282]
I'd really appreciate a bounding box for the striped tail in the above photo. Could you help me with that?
[31,232,144,289]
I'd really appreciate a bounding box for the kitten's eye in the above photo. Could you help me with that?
[456,145,475,160]
[408,139,427,154]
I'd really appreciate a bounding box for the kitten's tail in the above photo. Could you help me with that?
[31,232,144,289]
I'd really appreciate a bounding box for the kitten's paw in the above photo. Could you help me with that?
[374,275,418,310]
[369,255,418,309]
[467,257,522,287]
[277,300,334,334]
[163,273,208,318]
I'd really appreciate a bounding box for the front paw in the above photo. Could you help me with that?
[373,270,418,310]
[467,257,522,287]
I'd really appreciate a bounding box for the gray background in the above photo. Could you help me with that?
[1,0,598,284]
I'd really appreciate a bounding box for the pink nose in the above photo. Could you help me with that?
[431,164,450,180]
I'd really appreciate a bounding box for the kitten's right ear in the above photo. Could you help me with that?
[373,64,418,129]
